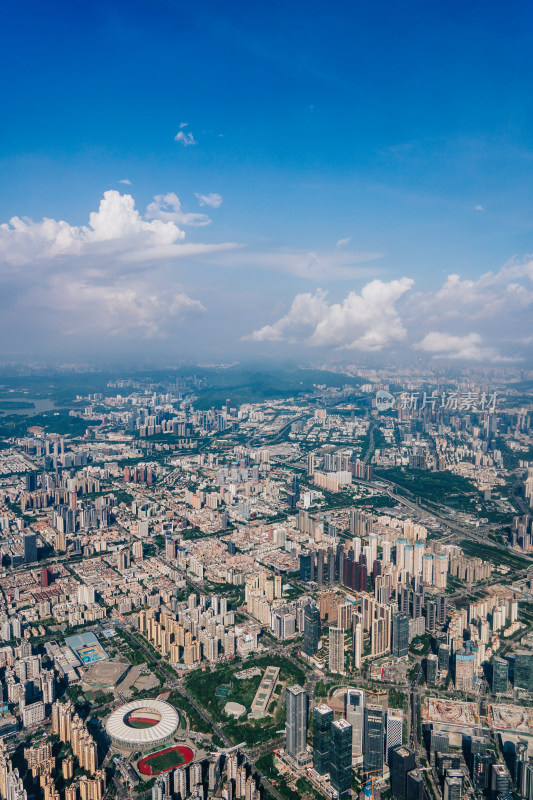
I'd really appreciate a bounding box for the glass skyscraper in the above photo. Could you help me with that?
[313,704,333,774]
[514,651,533,692]
[303,603,321,656]
[285,685,308,762]
[364,704,385,774]
[492,658,509,694]
[392,611,409,658]
[330,718,352,797]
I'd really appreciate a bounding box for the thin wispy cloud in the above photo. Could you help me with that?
[175,130,196,146]
[196,193,223,208]
[119,179,132,185]
[146,192,212,227]
[475,204,485,211]
[336,237,351,248]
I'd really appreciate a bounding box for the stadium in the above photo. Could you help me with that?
[106,699,180,749]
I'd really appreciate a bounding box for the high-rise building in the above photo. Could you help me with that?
[490,764,511,800]
[313,704,333,775]
[437,595,447,625]
[299,553,312,582]
[519,762,533,800]
[454,652,475,691]
[426,601,436,633]
[389,746,416,800]
[23,533,37,564]
[353,615,362,670]
[406,770,424,800]
[473,752,496,791]
[514,651,533,691]
[443,774,463,800]
[329,719,352,797]
[426,654,438,686]
[438,644,450,673]
[492,658,509,694]
[329,627,345,673]
[364,704,385,775]
[303,603,320,657]
[386,710,403,763]
[430,731,449,764]
[392,612,409,659]
[285,685,308,763]
[345,688,365,763]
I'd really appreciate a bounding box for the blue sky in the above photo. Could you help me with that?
[1,0,533,363]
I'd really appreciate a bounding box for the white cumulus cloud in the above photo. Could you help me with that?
[413,331,513,362]
[246,278,413,350]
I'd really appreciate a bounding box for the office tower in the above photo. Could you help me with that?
[443,774,463,800]
[313,704,333,775]
[430,731,449,764]
[291,475,300,501]
[40,567,50,588]
[426,601,436,633]
[492,658,509,694]
[285,685,308,762]
[364,705,385,775]
[514,651,533,691]
[437,595,447,625]
[438,644,450,673]
[303,603,321,657]
[514,741,528,787]
[317,549,325,586]
[519,762,533,799]
[490,764,511,800]
[23,533,37,564]
[473,752,495,791]
[329,626,345,673]
[25,472,38,492]
[406,770,424,800]
[454,652,474,691]
[345,688,365,763]
[329,719,352,797]
[425,654,438,686]
[299,552,312,582]
[389,746,416,800]
[392,612,409,658]
[386,710,403,763]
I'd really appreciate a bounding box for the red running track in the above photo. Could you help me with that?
[138,746,194,775]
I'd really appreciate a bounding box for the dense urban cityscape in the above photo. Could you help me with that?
[3,4,533,800]
[0,364,531,800]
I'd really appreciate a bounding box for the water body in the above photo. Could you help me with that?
[0,397,58,416]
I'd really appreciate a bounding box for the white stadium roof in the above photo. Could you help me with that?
[106,699,179,748]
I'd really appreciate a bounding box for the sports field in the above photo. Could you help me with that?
[138,746,194,775]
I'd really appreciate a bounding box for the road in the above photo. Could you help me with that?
[354,475,533,560]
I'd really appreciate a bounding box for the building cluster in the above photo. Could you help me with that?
[151,750,261,800]
[138,592,237,666]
